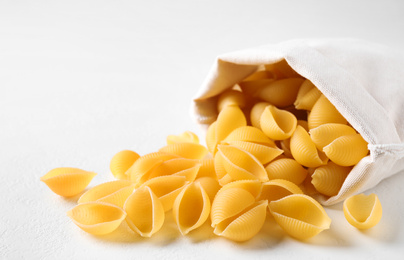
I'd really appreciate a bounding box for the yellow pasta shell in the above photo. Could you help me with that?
[323,134,369,166]
[166,131,200,145]
[290,126,328,167]
[41,167,97,197]
[217,89,246,112]
[211,187,255,227]
[124,186,165,237]
[250,102,271,129]
[257,179,303,202]
[265,59,301,79]
[265,158,308,185]
[141,175,188,212]
[67,201,126,235]
[195,158,217,179]
[147,158,201,182]
[216,105,247,144]
[257,78,304,107]
[225,140,283,165]
[214,200,268,242]
[173,182,211,235]
[206,121,218,154]
[243,70,275,82]
[218,179,262,199]
[239,79,274,97]
[223,126,275,146]
[269,194,331,240]
[311,162,351,197]
[78,180,133,204]
[194,177,221,202]
[110,150,140,180]
[217,144,269,182]
[294,80,322,111]
[213,150,227,181]
[308,95,347,130]
[343,193,382,229]
[97,185,135,208]
[158,142,208,160]
[260,105,297,140]
[310,123,357,150]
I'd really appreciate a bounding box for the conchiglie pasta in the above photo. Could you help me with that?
[195,158,217,179]
[217,89,246,112]
[268,194,331,240]
[158,142,208,160]
[311,162,351,197]
[225,140,283,165]
[257,179,303,203]
[78,180,133,205]
[257,78,304,107]
[343,193,382,229]
[308,95,347,130]
[206,121,218,154]
[265,158,308,185]
[260,105,297,140]
[67,201,126,235]
[223,126,274,146]
[40,167,97,197]
[194,177,220,202]
[239,79,274,97]
[166,131,200,145]
[215,105,247,145]
[218,179,262,199]
[243,70,275,82]
[310,123,357,150]
[294,80,322,111]
[250,102,271,129]
[110,150,140,180]
[265,59,302,79]
[147,158,201,182]
[323,134,369,166]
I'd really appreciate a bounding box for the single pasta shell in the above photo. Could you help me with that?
[343,193,382,229]
[223,126,275,147]
[214,200,268,242]
[110,150,140,180]
[225,140,283,165]
[218,179,262,199]
[78,180,133,204]
[269,194,331,240]
[257,179,303,202]
[308,95,347,130]
[323,134,369,166]
[40,167,97,197]
[243,70,275,82]
[250,102,271,129]
[290,126,328,168]
[67,201,126,235]
[159,143,208,160]
[311,162,351,197]
[260,105,297,140]
[195,158,217,179]
[265,59,302,79]
[173,182,211,235]
[265,158,308,185]
[194,177,221,202]
[166,131,199,145]
[124,186,165,237]
[217,144,269,182]
[239,79,275,97]
[216,105,247,144]
[206,121,218,154]
[147,158,202,182]
[294,80,322,111]
[310,123,357,150]
[294,79,315,102]
[257,78,304,108]
[141,175,189,212]
[217,89,246,112]
[211,187,255,227]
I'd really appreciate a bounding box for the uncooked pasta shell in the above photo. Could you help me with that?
[147,158,202,182]
[260,105,297,140]
[218,179,262,199]
[217,89,246,112]
[310,123,357,150]
[67,201,126,235]
[343,193,382,229]
[311,162,351,197]
[78,180,133,204]
[243,70,275,82]
[294,80,322,111]
[323,134,369,166]
[110,150,140,180]
[269,194,331,240]
[206,121,218,154]
[166,131,200,145]
[290,126,328,167]
[214,200,268,242]
[211,187,255,227]
[194,177,220,202]
[173,182,211,235]
[225,140,283,165]
[41,167,97,197]
[308,94,347,130]
[257,78,304,108]
[124,186,165,237]
[158,142,208,160]
[239,79,274,97]
[265,158,308,185]
[223,126,275,146]
[195,158,217,179]
[216,105,247,144]
[250,102,271,129]
[265,59,302,79]
[257,179,303,202]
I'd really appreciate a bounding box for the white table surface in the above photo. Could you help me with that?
[1,0,404,259]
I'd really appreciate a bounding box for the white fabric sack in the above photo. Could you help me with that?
[191,38,404,205]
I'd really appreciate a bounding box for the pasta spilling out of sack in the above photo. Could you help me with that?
[343,193,382,229]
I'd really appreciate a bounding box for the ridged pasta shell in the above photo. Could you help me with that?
[218,179,262,199]
[269,194,332,240]
[323,134,369,166]
[214,200,268,242]
[294,80,322,111]
[308,95,347,130]
[78,180,133,204]
[250,102,271,129]
[147,158,201,182]
[290,126,328,167]
[67,201,126,235]
[257,78,304,107]
[206,121,218,154]
[141,175,188,212]
[40,167,97,197]
[173,182,211,235]
[260,105,297,140]
[265,158,308,185]
[158,143,208,160]
[217,89,246,112]
[216,105,247,145]
[211,187,255,227]
[311,162,351,197]
[217,144,269,182]
[124,186,165,237]
[110,150,140,180]
[223,126,275,146]
[257,179,303,202]
[225,140,283,165]
[166,131,199,145]
[265,59,302,79]
[239,79,274,97]
[195,158,217,179]
[343,193,382,229]
[194,177,221,202]
[310,123,357,150]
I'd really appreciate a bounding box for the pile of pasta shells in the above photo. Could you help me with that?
[41,60,382,242]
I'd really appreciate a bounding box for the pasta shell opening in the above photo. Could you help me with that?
[260,105,297,140]
[343,193,382,229]
[257,179,303,202]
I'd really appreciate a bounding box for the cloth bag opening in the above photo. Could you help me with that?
[191,38,404,205]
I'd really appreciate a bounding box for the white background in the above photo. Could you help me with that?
[1,0,404,259]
